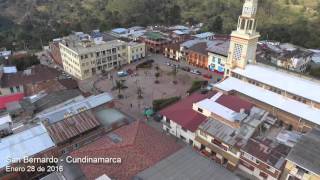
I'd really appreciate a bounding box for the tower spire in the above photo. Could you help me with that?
[224,0,260,76]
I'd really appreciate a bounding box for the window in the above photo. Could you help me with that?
[10,87,14,93]
[166,118,170,124]
[199,130,206,138]
[182,127,187,132]
[247,20,253,30]
[267,166,276,173]
[259,172,268,179]
[233,44,243,61]
[240,19,245,30]
[198,108,203,113]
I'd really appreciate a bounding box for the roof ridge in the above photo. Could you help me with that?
[71,121,143,156]
[130,120,143,145]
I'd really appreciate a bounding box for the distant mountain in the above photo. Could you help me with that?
[0,0,319,50]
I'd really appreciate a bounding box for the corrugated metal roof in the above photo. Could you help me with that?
[45,110,100,144]
[0,125,55,168]
[37,93,113,124]
[194,32,214,39]
[3,66,17,74]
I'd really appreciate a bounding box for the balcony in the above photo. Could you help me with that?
[195,136,239,165]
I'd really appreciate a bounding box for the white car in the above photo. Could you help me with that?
[190,69,201,75]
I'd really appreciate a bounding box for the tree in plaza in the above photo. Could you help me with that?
[155,72,160,84]
[171,66,178,84]
[154,65,160,84]
[137,86,143,99]
[114,80,126,99]
[155,65,160,72]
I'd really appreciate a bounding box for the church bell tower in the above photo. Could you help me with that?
[225,0,260,76]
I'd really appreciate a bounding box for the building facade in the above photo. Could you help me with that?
[159,92,216,146]
[127,41,146,63]
[187,42,209,69]
[59,32,128,80]
[164,43,181,61]
[207,39,230,79]
[49,39,63,66]
[141,32,171,54]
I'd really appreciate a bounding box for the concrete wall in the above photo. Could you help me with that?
[60,41,128,80]
[161,116,195,145]
[284,160,320,180]
[0,85,24,96]
[128,42,146,63]
[208,52,227,73]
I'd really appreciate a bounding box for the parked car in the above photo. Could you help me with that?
[145,59,154,64]
[136,60,153,69]
[190,69,202,75]
[203,74,212,79]
[117,71,128,77]
[181,66,190,72]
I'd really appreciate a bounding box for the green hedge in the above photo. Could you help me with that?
[187,80,208,94]
[153,96,181,111]
[136,60,154,69]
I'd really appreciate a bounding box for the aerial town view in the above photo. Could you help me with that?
[0,0,320,180]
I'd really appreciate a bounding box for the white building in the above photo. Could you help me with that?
[215,64,320,131]
[59,32,128,80]
[127,41,146,63]
[159,92,216,146]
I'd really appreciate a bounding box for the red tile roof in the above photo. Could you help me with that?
[159,92,217,132]
[71,121,182,180]
[0,65,60,88]
[159,92,253,132]
[216,94,253,112]
[188,42,209,55]
[0,93,24,109]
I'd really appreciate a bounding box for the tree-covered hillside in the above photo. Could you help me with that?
[0,0,319,50]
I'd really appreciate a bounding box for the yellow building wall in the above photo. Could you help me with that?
[285,161,320,180]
